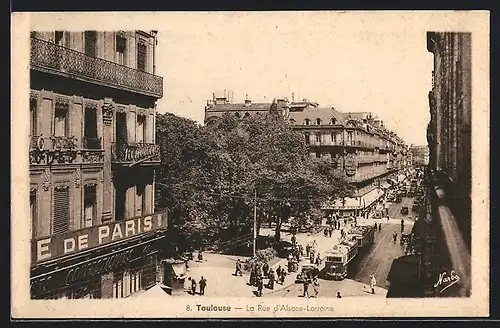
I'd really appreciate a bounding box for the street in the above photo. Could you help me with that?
[181,195,417,298]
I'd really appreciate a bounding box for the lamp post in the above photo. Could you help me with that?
[253,188,257,257]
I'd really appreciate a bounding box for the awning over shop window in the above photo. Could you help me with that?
[322,197,360,210]
[135,284,171,299]
[360,188,384,208]
[171,262,187,278]
[381,182,391,189]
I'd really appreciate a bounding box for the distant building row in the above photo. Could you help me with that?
[204,92,411,216]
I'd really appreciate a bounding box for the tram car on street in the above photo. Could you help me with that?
[347,225,375,250]
[324,239,359,280]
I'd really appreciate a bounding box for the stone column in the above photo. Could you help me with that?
[101,98,114,222]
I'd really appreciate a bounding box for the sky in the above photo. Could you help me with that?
[154,12,434,146]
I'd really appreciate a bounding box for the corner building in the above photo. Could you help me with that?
[29,31,167,299]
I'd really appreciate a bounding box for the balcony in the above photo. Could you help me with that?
[29,135,104,165]
[30,37,163,98]
[112,142,161,167]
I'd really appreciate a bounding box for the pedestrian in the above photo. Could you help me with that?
[276,266,282,284]
[329,228,332,238]
[315,253,322,266]
[370,275,377,294]
[291,234,297,245]
[268,269,275,290]
[299,244,304,256]
[310,252,315,264]
[235,259,243,276]
[306,244,311,257]
[199,276,207,295]
[280,268,287,284]
[191,277,197,295]
[374,222,378,231]
[337,291,342,298]
[257,276,263,297]
[340,228,344,239]
[324,227,329,237]
[197,249,203,262]
[295,250,300,263]
[393,231,397,244]
[263,262,269,277]
[378,223,382,231]
[312,277,319,298]
[303,280,310,298]
[344,218,347,226]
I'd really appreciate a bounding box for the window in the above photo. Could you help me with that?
[234,112,241,118]
[84,107,99,149]
[137,40,147,72]
[304,118,310,125]
[31,31,37,38]
[30,190,37,239]
[315,134,321,144]
[331,118,337,125]
[244,112,250,118]
[83,185,97,228]
[347,131,353,142]
[53,186,70,234]
[331,133,337,144]
[84,31,97,57]
[55,31,64,45]
[316,152,321,159]
[30,98,37,136]
[136,115,146,143]
[54,106,69,137]
[304,133,310,145]
[116,33,127,65]
[136,184,146,216]
[113,272,124,298]
[316,118,322,125]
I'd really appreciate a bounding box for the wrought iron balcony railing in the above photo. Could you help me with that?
[112,142,161,166]
[30,37,163,98]
[83,136,102,150]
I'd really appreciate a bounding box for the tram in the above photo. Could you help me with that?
[323,239,358,280]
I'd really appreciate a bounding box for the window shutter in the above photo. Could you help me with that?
[84,31,97,57]
[137,41,147,72]
[53,187,69,234]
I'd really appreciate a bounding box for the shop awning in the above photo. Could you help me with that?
[381,182,391,189]
[360,188,384,208]
[172,262,187,278]
[388,178,398,185]
[136,284,171,298]
[322,197,360,210]
[387,255,420,284]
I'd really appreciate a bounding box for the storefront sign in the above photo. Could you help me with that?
[344,154,358,176]
[30,240,157,297]
[31,211,168,264]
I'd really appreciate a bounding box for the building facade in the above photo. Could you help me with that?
[204,93,409,216]
[409,145,430,166]
[421,31,471,296]
[29,31,167,299]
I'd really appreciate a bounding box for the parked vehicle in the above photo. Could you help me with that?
[295,264,319,283]
[400,206,409,215]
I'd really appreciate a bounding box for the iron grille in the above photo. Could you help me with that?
[30,37,163,98]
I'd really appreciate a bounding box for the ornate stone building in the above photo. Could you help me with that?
[204,93,409,216]
[29,31,167,299]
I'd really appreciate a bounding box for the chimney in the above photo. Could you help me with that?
[244,94,251,107]
[292,93,295,102]
[213,93,216,102]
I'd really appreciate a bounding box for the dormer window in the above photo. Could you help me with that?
[330,117,337,125]
[316,118,322,125]
[304,118,310,125]
[289,118,296,125]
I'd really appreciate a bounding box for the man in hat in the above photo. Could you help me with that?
[199,276,207,296]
